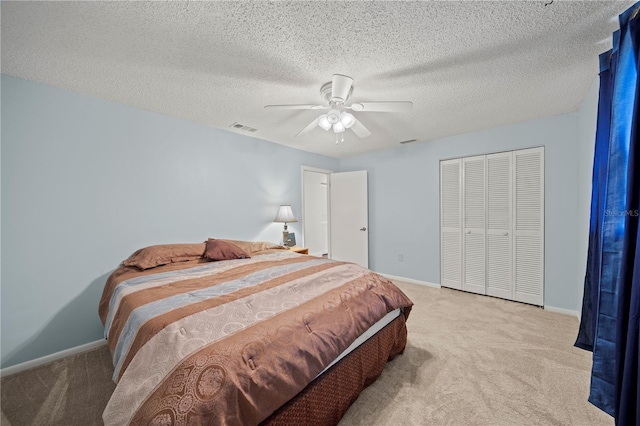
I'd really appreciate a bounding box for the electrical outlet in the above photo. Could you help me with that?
[398,254,404,262]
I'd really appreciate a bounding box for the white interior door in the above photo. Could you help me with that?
[440,159,462,290]
[513,147,544,306]
[330,170,368,268]
[302,169,329,256]
[486,152,513,300]
[463,156,486,295]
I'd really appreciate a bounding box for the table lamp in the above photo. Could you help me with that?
[274,205,298,246]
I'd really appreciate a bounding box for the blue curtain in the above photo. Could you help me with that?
[576,3,640,422]
[575,45,615,354]
[616,6,640,424]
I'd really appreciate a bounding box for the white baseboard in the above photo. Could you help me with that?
[1,339,107,378]
[544,305,580,319]
[379,273,441,289]
[380,273,579,319]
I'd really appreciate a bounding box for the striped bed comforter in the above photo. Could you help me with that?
[99,250,413,425]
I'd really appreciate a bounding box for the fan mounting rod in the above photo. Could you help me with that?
[320,81,353,105]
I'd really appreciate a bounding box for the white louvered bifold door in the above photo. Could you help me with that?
[462,156,486,295]
[513,147,544,306]
[486,152,513,300]
[440,159,462,290]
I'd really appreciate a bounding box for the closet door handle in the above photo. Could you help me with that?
[465,230,472,234]
[502,231,509,236]
[360,227,367,231]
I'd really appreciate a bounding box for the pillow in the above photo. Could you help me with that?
[219,239,286,254]
[204,239,251,261]
[123,243,206,270]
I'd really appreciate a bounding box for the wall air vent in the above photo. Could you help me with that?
[399,139,417,144]
[230,122,258,133]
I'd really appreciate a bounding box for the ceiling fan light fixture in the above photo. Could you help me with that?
[266,74,410,143]
[327,109,340,125]
[318,115,332,131]
[340,112,355,128]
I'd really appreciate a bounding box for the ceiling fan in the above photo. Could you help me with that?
[265,74,413,143]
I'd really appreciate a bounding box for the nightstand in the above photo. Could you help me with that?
[288,246,309,255]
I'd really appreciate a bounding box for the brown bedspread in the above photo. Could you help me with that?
[100,251,412,425]
[262,313,408,425]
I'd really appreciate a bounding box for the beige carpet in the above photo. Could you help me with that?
[1,281,611,426]
[341,282,611,426]
[1,342,115,426]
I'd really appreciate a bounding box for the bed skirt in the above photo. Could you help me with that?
[261,312,408,425]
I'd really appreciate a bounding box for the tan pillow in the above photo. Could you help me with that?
[123,243,206,270]
[220,239,286,254]
[204,239,250,261]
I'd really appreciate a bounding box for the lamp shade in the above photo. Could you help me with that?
[274,205,298,223]
[326,109,340,125]
[340,112,355,128]
[318,115,332,131]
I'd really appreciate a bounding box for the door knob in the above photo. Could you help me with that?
[360,227,367,231]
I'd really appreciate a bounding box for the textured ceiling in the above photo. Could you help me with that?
[1,1,633,158]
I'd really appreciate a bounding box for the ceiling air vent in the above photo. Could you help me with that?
[399,139,417,145]
[230,122,258,133]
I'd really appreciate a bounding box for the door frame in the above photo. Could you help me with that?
[301,166,333,257]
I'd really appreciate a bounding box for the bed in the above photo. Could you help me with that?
[99,240,413,425]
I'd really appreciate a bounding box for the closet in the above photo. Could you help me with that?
[440,147,544,306]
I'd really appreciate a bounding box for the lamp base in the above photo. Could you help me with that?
[282,230,297,247]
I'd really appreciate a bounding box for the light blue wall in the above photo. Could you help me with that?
[575,78,599,310]
[340,111,591,311]
[0,75,339,368]
[1,72,600,368]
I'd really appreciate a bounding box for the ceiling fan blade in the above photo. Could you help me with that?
[350,118,371,138]
[264,104,327,110]
[349,101,413,112]
[295,117,320,137]
[331,74,353,103]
